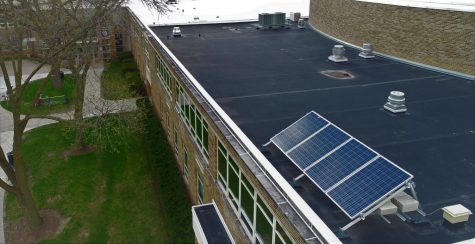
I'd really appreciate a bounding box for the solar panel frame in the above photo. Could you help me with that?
[270,112,328,152]
[327,157,412,218]
[306,139,378,191]
[287,125,351,169]
[269,111,414,219]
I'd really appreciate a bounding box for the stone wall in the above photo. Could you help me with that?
[309,0,475,75]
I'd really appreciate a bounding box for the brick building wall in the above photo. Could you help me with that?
[309,0,475,75]
[126,10,309,244]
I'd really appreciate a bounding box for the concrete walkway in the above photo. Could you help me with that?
[0,66,137,243]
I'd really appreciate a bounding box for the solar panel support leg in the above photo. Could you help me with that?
[340,216,363,231]
[341,186,408,231]
[408,181,419,201]
[293,173,305,182]
[262,141,272,147]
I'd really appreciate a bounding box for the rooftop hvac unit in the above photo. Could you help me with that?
[258,13,271,27]
[289,12,301,21]
[258,12,285,28]
[273,12,286,27]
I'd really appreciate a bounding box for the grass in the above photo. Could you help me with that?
[102,52,144,100]
[6,99,194,243]
[0,75,76,115]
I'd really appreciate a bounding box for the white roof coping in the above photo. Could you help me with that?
[442,204,473,217]
[454,238,475,244]
[356,0,475,12]
[126,5,341,243]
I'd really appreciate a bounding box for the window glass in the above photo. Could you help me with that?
[229,156,238,172]
[241,173,253,193]
[218,150,227,182]
[190,104,196,132]
[203,122,209,152]
[174,128,178,156]
[241,212,253,235]
[228,167,239,200]
[198,176,204,204]
[184,148,189,177]
[218,141,226,154]
[257,196,273,221]
[240,183,254,220]
[196,112,202,140]
[276,223,292,244]
[256,206,273,244]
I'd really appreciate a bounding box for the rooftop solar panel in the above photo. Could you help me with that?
[270,111,413,219]
[328,158,412,218]
[271,112,328,152]
[287,125,350,169]
[306,139,377,191]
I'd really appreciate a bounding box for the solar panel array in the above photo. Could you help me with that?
[270,111,413,219]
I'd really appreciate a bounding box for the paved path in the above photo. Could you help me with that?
[0,66,137,243]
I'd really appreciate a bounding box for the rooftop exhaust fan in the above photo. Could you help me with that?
[328,45,348,63]
[172,27,181,37]
[384,91,407,113]
[297,18,305,29]
[359,43,375,59]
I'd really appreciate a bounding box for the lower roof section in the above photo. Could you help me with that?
[151,20,475,243]
[192,203,234,244]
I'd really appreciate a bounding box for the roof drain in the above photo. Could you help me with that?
[328,45,348,63]
[359,43,375,59]
[320,70,354,79]
[384,91,407,113]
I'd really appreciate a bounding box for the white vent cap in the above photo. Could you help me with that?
[328,45,348,62]
[359,43,375,58]
[384,91,407,113]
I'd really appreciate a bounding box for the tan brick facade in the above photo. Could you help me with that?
[309,0,475,75]
[126,10,309,243]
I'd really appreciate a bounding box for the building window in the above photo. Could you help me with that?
[174,127,179,157]
[197,175,204,205]
[184,147,189,179]
[0,14,5,29]
[217,140,293,244]
[167,111,171,136]
[156,55,172,97]
[176,82,209,157]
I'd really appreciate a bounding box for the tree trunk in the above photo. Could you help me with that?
[12,100,42,229]
[74,70,87,149]
[51,63,62,90]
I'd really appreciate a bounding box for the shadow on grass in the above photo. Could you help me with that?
[5,99,193,243]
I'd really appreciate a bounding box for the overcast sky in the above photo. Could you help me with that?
[129,0,310,25]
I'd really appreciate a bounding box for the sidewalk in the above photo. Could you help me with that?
[0,66,138,243]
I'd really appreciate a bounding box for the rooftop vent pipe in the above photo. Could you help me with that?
[297,18,305,29]
[359,43,375,59]
[328,45,348,63]
[384,91,407,113]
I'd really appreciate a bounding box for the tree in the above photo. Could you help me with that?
[0,0,167,233]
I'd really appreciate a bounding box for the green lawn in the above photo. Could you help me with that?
[0,75,75,115]
[6,100,194,243]
[102,52,144,100]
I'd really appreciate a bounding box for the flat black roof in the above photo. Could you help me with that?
[152,21,475,243]
[194,204,233,244]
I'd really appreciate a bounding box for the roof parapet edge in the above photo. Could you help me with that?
[126,7,341,244]
[308,23,475,81]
